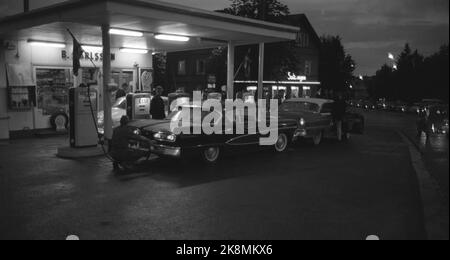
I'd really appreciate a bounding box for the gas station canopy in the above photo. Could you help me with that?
[0,0,300,52]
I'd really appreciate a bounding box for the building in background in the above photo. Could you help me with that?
[166,14,321,99]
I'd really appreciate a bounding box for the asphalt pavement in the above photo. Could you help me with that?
[0,110,447,240]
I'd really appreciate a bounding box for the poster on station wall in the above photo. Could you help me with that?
[139,68,153,92]
[6,64,35,87]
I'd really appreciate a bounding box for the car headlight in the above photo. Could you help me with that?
[154,132,177,142]
[166,134,177,142]
[299,118,306,127]
[133,129,141,135]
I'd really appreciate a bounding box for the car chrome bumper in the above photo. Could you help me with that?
[293,129,308,141]
[150,143,182,158]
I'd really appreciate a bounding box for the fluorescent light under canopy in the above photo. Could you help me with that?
[28,40,66,48]
[119,48,149,54]
[109,28,144,37]
[155,34,190,42]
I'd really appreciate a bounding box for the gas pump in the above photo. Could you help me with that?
[126,93,151,120]
[69,85,98,148]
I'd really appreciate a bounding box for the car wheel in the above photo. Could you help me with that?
[202,146,221,164]
[312,131,323,146]
[274,133,289,153]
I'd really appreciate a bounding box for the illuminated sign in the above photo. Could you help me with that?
[287,72,307,82]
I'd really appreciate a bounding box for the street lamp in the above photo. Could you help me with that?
[388,52,397,70]
[388,53,395,61]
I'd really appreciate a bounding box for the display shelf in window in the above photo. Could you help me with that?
[7,86,36,111]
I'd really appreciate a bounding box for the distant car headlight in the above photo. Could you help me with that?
[299,118,306,127]
[133,129,141,136]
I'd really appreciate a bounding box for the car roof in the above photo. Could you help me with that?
[285,98,334,106]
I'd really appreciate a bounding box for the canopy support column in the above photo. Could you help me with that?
[102,24,113,140]
[257,42,265,101]
[227,42,235,100]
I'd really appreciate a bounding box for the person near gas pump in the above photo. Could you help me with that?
[110,116,150,171]
[150,86,166,120]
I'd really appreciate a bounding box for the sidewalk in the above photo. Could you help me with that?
[402,129,449,199]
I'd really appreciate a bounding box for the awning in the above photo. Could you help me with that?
[0,0,300,52]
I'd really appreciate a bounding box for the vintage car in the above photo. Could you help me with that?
[98,96,169,134]
[127,104,300,163]
[278,98,365,145]
[417,105,449,137]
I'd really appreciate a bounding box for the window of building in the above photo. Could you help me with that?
[302,86,311,98]
[305,60,312,76]
[178,60,186,75]
[196,59,206,75]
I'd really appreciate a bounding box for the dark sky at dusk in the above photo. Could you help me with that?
[1,0,448,75]
[161,0,449,76]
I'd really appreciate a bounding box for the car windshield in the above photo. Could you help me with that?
[113,97,127,109]
[280,102,320,113]
[167,107,222,122]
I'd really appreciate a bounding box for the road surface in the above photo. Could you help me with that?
[1,110,447,240]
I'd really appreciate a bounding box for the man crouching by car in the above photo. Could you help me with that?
[110,116,151,171]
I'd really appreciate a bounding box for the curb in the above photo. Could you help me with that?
[398,131,449,240]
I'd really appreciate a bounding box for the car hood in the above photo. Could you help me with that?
[128,119,174,133]
[98,108,126,121]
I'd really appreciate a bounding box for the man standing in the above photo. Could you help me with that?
[150,86,166,119]
[333,92,347,141]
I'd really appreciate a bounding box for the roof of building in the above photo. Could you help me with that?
[282,14,321,47]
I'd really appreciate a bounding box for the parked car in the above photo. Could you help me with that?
[278,98,365,145]
[362,100,376,110]
[417,105,449,137]
[376,99,388,110]
[408,102,425,114]
[98,97,127,135]
[393,101,409,113]
[98,96,169,134]
[128,104,300,163]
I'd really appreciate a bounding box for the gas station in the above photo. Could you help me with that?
[0,0,299,155]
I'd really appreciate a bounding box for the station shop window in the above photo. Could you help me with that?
[196,59,206,75]
[112,69,134,91]
[7,86,36,111]
[178,60,186,75]
[35,68,73,116]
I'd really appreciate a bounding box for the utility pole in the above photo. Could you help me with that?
[23,0,29,12]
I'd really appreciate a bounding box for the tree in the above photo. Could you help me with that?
[368,43,448,102]
[319,35,355,92]
[219,0,290,23]
[395,44,425,101]
[423,44,449,102]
